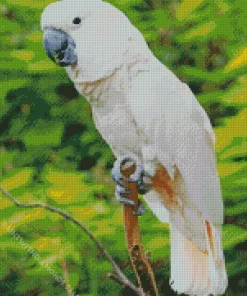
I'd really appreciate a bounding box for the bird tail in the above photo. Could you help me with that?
[169,220,228,295]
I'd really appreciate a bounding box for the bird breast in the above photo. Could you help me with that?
[91,95,144,157]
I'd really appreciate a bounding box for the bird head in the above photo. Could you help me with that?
[41,0,104,67]
[41,0,146,81]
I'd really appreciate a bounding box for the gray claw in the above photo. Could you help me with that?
[111,153,143,183]
[137,175,152,195]
[111,153,152,200]
[111,169,124,187]
[132,201,146,216]
[115,185,135,206]
[115,182,146,215]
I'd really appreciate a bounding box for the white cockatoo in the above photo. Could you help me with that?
[41,0,228,294]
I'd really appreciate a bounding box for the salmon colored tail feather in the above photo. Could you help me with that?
[169,220,227,295]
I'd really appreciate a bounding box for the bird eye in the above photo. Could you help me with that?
[73,17,81,25]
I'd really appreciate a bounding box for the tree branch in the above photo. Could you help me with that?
[0,187,142,296]
[120,162,159,296]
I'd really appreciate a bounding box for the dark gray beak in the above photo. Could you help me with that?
[43,28,78,67]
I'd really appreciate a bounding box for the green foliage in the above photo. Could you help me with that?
[0,0,247,295]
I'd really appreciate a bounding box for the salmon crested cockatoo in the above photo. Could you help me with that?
[41,0,228,294]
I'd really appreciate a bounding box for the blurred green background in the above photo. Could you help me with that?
[0,0,247,295]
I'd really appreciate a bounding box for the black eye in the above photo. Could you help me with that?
[73,17,81,25]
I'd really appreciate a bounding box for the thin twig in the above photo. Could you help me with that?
[62,259,73,296]
[107,272,126,286]
[0,187,142,296]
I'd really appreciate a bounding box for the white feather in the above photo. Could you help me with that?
[143,190,170,223]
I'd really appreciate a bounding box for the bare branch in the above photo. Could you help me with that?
[0,187,142,296]
[62,259,73,296]
[120,162,159,296]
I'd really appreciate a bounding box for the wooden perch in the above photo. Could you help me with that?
[120,162,159,296]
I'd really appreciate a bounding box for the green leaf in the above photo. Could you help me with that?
[222,75,247,106]
[223,225,247,250]
[21,120,64,147]
[0,79,28,100]
[215,108,247,153]
[145,235,170,258]
[0,18,21,34]
[227,252,247,277]
[179,21,216,42]
[225,201,247,216]
[225,46,247,72]
[176,66,233,84]
[68,272,80,290]
[176,0,205,21]
[28,60,58,72]
[10,50,35,62]
[6,0,53,9]
[0,168,33,190]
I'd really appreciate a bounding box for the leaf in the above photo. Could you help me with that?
[216,1,229,14]
[0,198,13,211]
[221,165,247,202]
[32,237,61,252]
[0,168,33,190]
[0,149,17,170]
[215,108,247,153]
[151,9,172,29]
[176,0,205,20]
[225,47,247,72]
[217,162,247,178]
[182,21,216,41]
[219,138,247,161]
[45,171,82,186]
[0,18,21,34]
[93,221,115,236]
[68,206,98,222]
[145,236,170,258]
[68,272,80,290]
[0,58,26,70]
[10,50,35,62]
[21,120,63,147]
[28,60,58,72]
[223,225,247,249]
[225,201,247,216]
[0,208,46,235]
[222,75,247,105]
[40,250,65,266]
[26,31,43,43]
[0,79,28,104]
[45,170,91,203]
[6,0,53,9]
[177,66,232,84]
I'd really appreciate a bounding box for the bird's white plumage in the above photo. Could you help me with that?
[41,1,228,294]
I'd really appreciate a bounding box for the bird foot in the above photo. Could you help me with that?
[111,154,152,216]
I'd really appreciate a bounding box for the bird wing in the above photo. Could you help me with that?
[154,85,223,225]
[128,70,223,225]
[171,117,223,225]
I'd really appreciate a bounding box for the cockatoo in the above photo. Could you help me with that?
[41,0,228,294]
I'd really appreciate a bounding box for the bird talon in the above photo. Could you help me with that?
[132,200,146,216]
[111,153,152,195]
[115,185,135,206]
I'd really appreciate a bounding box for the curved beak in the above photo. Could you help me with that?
[43,28,78,67]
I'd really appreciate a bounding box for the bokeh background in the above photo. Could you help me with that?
[0,0,247,295]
